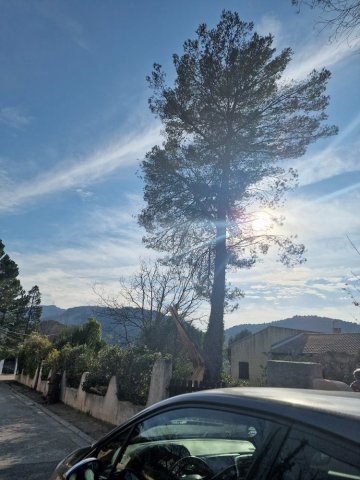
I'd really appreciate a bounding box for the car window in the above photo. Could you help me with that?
[109,407,284,480]
[83,428,132,480]
[271,427,360,480]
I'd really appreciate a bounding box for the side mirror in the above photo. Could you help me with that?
[64,457,100,480]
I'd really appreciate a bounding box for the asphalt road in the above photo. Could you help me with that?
[0,378,91,480]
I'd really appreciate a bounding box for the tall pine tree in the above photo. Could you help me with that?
[139,11,337,383]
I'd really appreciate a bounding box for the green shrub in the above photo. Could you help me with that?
[83,345,168,403]
[82,345,124,395]
[41,348,60,380]
[221,372,250,387]
[172,356,194,381]
[116,346,165,405]
[60,344,92,388]
[18,333,51,378]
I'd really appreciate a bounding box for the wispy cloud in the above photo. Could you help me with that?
[288,110,360,189]
[285,36,360,80]
[0,106,32,130]
[75,188,94,200]
[224,185,360,326]
[257,14,283,46]
[0,125,160,213]
[34,2,89,51]
[13,199,150,307]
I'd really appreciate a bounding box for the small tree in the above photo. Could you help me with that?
[25,285,42,334]
[139,11,337,383]
[0,241,43,358]
[18,332,51,380]
[55,317,103,351]
[96,258,204,350]
[0,240,30,356]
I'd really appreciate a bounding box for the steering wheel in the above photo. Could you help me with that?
[124,444,190,479]
[171,456,214,479]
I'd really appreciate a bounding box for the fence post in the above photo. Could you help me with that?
[146,359,173,406]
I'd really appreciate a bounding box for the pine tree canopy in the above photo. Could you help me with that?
[139,11,338,383]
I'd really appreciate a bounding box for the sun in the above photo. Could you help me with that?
[251,211,273,233]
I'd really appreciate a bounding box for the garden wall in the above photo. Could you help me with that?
[15,358,172,426]
[267,360,351,390]
[60,372,143,425]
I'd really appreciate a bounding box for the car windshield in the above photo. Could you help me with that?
[113,406,275,479]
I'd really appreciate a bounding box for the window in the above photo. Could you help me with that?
[87,428,132,480]
[271,427,360,480]
[110,407,283,480]
[239,361,249,380]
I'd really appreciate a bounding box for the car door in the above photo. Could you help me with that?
[102,405,288,480]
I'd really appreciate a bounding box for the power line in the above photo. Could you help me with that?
[0,325,30,339]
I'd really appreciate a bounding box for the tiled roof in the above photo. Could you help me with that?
[271,333,360,355]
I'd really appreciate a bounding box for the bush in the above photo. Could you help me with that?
[82,345,168,403]
[41,348,60,380]
[82,345,124,395]
[221,372,250,387]
[18,333,51,378]
[60,344,92,388]
[116,346,165,405]
[172,356,194,381]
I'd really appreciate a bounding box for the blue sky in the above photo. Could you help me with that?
[1,0,359,327]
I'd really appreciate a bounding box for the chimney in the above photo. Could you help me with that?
[332,321,341,334]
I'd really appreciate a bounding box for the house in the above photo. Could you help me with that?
[270,332,360,383]
[230,326,314,385]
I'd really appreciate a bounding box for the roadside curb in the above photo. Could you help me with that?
[7,382,95,447]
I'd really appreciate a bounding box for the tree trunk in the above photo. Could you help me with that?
[203,221,227,385]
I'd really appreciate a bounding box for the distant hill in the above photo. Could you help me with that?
[41,305,141,343]
[41,305,66,320]
[42,306,360,345]
[39,319,65,339]
[225,315,360,342]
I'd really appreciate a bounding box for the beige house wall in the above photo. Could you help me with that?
[230,327,306,385]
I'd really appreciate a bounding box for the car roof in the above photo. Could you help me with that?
[204,387,360,417]
[137,387,360,445]
[159,387,360,416]
[98,388,360,448]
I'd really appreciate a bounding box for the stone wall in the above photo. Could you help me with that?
[17,370,37,389]
[15,358,173,426]
[267,359,351,390]
[60,373,143,425]
[267,360,323,388]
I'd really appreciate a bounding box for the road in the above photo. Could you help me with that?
[0,378,92,480]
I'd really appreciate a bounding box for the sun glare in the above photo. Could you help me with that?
[251,211,273,233]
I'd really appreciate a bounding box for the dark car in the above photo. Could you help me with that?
[51,387,360,480]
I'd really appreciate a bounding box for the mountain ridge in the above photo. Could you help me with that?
[224,314,360,341]
[41,306,360,343]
